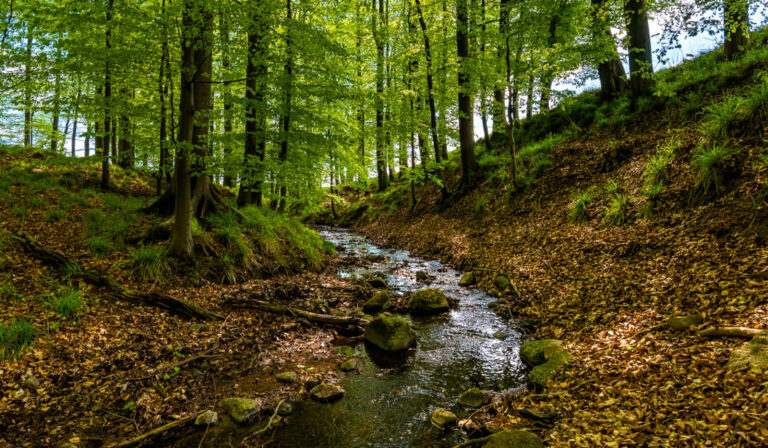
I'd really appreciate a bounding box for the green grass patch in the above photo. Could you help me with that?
[603,193,631,226]
[692,144,735,197]
[125,246,170,282]
[568,189,594,224]
[12,206,27,219]
[54,288,84,321]
[0,318,35,361]
[87,237,110,258]
[44,207,67,223]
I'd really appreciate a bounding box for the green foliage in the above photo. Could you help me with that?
[11,206,27,219]
[26,195,47,208]
[125,246,170,282]
[603,194,630,226]
[605,179,621,196]
[692,145,735,197]
[54,288,84,321]
[87,237,110,258]
[702,95,746,141]
[643,136,678,187]
[44,207,67,223]
[0,318,35,361]
[568,190,594,224]
[640,182,665,218]
[516,133,564,182]
[85,209,107,236]
[217,253,238,284]
[0,279,18,301]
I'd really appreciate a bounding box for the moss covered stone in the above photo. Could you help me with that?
[408,288,449,316]
[528,351,573,389]
[458,388,488,408]
[275,371,298,383]
[363,290,391,314]
[340,358,360,372]
[726,335,768,371]
[430,408,457,428]
[309,383,345,403]
[666,313,704,331]
[482,430,544,448]
[494,274,511,290]
[459,272,476,286]
[519,339,565,366]
[367,277,387,289]
[218,397,261,424]
[364,314,416,352]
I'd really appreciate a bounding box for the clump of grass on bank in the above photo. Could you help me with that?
[125,246,170,282]
[603,193,631,226]
[0,318,35,361]
[87,237,110,258]
[54,288,84,321]
[692,144,735,198]
[568,189,594,224]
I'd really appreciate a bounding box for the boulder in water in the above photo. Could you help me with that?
[482,430,544,448]
[519,339,565,366]
[458,388,489,408]
[459,272,476,286]
[218,397,261,424]
[309,383,345,403]
[408,289,449,316]
[431,408,457,428]
[726,335,768,371]
[416,271,428,281]
[275,371,298,383]
[364,314,416,352]
[363,290,391,314]
[367,277,387,289]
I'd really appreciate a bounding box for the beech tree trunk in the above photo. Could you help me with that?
[625,0,654,98]
[492,0,510,132]
[220,7,235,189]
[373,0,388,192]
[102,0,113,190]
[723,0,750,61]
[591,0,627,99]
[457,0,477,188]
[23,26,32,147]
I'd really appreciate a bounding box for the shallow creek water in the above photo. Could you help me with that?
[270,227,527,447]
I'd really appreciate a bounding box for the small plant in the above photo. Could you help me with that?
[44,207,67,223]
[605,179,622,196]
[568,190,594,224]
[603,193,631,226]
[692,145,734,197]
[0,318,35,361]
[218,253,238,284]
[702,95,745,141]
[12,206,27,219]
[54,288,84,321]
[0,280,18,301]
[26,195,47,208]
[125,246,170,282]
[87,237,110,258]
[640,183,665,218]
[85,210,106,236]
[643,144,676,187]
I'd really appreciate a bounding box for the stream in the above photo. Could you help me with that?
[271,227,527,447]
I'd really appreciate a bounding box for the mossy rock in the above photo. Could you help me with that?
[194,410,219,426]
[364,314,416,352]
[482,430,544,448]
[726,335,768,371]
[457,388,489,408]
[363,290,391,314]
[494,274,511,290]
[430,408,457,428]
[408,288,449,316]
[335,345,356,357]
[459,272,476,286]
[519,339,564,366]
[367,277,387,289]
[309,383,345,403]
[275,371,298,383]
[666,313,704,331]
[340,358,360,372]
[528,351,573,389]
[217,397,261,425]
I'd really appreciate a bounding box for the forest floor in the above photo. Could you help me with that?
[0,148,373,448]
[324,92,768,445]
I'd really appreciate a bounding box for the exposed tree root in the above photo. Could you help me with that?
[11,231,223,320]
[108,414,197,448]
[698,326,768,338]
[224,296,369,327]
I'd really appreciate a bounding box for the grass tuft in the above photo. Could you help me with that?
[568,190,594,224]
[603,193,631,226]
[54,288,84,321]
[692,145,734,197]
[125,246,170,282]
[0,318,35,361]
[87,237,110,258]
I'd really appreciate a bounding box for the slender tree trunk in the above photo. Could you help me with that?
[625,0,654,99]
[373,0,388,191]
[492,0,509,132]
[102,0,113,190]
[723,0,750,60]
[71,89,80,157]
[457,0,477,188]
[278,0,294,211]
[23,26,32,147]
[591,0,627,99]
[239,2,268,208]
[118,88,133,169]
[84,122,91,157]
[158,0,168,196]
[525,74,534,119]
[539,14,559,112]
[479,0,490,146]
[220,7,235,189]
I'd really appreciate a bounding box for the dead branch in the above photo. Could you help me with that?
[698,327,768,338]
[226,296,368,327]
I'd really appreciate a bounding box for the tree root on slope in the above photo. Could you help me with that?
[11,231,223,320]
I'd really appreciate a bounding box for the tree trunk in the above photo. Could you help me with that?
[277,0,294,211]
[23,26,32,147]
[525,75,534,119]
[118,88,133,169]
[220,7,235,189]
[102,0,113,191]
[169,0,197,258]
[373,0,388,192]
[457,0,477,188]
[238,2,268,208]
[492,0,510,132]
[539,14,559,112]
[591,0,627,99]
[84,122,91,157]
[414,0,448,199]
[71,88,81,157]
[625,0,654,99]
[723,0,750,61]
